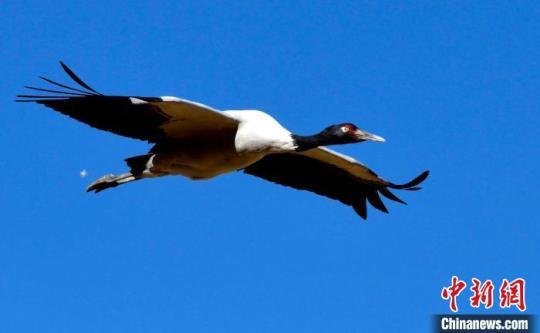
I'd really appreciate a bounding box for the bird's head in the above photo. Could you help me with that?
[319,123,386,144]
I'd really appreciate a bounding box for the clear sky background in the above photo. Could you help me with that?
[0,1,538,332]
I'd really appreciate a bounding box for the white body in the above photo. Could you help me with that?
[223,110,296,153]
[150,110,296,179]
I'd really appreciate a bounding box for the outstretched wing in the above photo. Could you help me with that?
[243,147,429,220]
[16,62,238,143]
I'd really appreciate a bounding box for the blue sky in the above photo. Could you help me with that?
[0,1,538,332]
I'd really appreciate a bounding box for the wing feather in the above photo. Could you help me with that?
[16,63,238,143]
[39,75,98,95]
[243,147,429,220]
[59,61,102,95]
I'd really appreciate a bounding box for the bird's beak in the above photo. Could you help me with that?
[354,129,386,142]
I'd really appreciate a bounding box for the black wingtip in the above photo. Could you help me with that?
[39,75,97,95]
[353,196,367,220]
[18,62,103,102]
[23,85,87,96]
[389,170,430,190]
[367,191,389,214]
[59,61,102,95]
[405,187,422,191]
[16,94,70,99]
[379,187,407,205]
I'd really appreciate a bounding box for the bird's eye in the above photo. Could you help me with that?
[341,126,350,133]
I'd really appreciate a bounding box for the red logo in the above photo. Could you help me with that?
[499,278,526,311]
[441,276,527,312]
[441,276,467,312]
[470,278,494,309]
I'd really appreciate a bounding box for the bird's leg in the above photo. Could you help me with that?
[86,172,137,193]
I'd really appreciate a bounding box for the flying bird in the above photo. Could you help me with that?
[17,62,429,220]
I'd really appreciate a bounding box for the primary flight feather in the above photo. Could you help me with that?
[17,62,429,220]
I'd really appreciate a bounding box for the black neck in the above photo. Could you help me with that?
[292,134,332,152]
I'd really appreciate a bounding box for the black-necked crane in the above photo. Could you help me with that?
[17,63,429,220]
